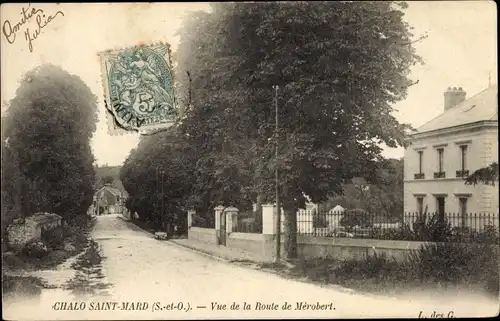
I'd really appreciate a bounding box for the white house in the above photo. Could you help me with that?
[93,182,128,215]
[403,85,498,229]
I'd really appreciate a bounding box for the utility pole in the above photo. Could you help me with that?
[274,84,281,263]
[161,170,165,231]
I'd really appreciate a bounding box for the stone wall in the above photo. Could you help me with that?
[278,236,500,261]
[188,227,217,244]
[290,236,425,261]
[227,233,275,261]
[6,221,41,252]
[6,213,62,252]
[224,232,428,262]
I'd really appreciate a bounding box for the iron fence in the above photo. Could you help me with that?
[296,210,500,244]
[191,214,215,229]
[234,211,262,233]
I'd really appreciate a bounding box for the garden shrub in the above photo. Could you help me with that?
[403,242,499,295]
[22,241,49,258]
[295,242,499,297]
[474,224,500,244]
[42,226,65,249]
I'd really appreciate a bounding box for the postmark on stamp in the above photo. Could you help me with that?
[98,43,178,134]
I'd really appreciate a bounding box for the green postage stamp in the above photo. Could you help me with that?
[98,43,178,134]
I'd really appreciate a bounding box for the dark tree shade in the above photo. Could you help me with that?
[120,126,196,230]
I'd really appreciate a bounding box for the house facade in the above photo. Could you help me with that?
[92,182,128,215]
[403,85,498,229]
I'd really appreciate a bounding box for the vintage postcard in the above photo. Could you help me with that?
[1,2,499,320]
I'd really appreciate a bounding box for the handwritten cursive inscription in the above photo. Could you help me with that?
[2,4,64,52]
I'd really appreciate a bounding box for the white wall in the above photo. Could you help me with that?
[404,125,498,216]
[404,128,497,181]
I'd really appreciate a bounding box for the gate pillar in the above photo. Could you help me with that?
[214,205,225,245]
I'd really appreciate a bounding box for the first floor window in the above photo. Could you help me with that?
[460,145,467,172]
[437,148,444,173]
[418,151,423,174]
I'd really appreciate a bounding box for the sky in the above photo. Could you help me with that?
[1,2,497,166]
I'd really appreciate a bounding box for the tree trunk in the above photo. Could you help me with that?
[283,204,297,259]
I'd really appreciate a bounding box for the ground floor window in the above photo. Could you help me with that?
[436,196,446,222]
[417,197,424,213]
[459,197,468,227]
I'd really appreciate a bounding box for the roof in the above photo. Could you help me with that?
[112,180,128,197]
[329,205,345,213]
[416,84,498,134]
[97,185,123,197]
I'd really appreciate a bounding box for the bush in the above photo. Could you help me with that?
[41,226,64,249]
[370,222,417,241]
[403,242,499,295]
[291,242,499,297]
[474,224,500,244]
[22,241,49,258]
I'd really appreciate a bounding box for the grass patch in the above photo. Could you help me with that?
[259,261,291,271]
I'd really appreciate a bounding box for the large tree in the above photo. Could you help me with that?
[1,64,98,225]
[176,2,422,259]
[120,126,196,233]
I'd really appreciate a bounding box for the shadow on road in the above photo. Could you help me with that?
[63,239,112,298]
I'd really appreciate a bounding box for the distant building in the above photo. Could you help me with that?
[93,181,128,215]
[403,85,498,229]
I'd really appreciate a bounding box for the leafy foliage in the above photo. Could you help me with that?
[120,126,195,232]
[95,165,121,187]
[403,242,499,293]
[101,176,115,186]
[175,2,422,258]
[465,162,498,186]
[302,242,500,297]
[319,158,404,218]
[1,64,98,225]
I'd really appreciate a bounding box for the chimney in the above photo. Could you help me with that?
[444,87,466,111]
